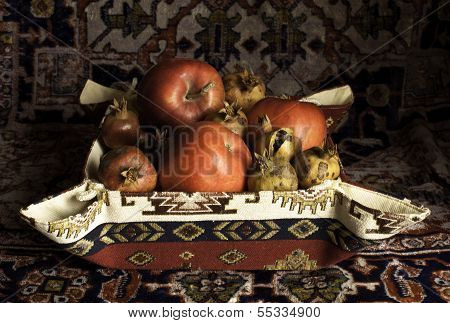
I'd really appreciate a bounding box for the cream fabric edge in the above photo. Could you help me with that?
[79,80,125,105]
[301,85,354,106]
[20,177,430,244]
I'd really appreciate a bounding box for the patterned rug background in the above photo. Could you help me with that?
[0,0,449,302]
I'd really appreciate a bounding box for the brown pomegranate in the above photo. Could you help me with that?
[248,150,298,192]
[253,114,296,163]
[100,98,140,149]
[223,67,265,113]
[204,101,248,138]
[294,145,341,189]
[98,146,157,192]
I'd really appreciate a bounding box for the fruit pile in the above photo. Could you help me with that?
[95,58,341,193]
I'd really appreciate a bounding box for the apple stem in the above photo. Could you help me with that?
[186,81,215,100]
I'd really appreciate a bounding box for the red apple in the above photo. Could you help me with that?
[159,121,252,192]
[247,97,327,151]
[137,58,225,126]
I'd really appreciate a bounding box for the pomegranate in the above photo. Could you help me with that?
[205,101,248,138]
[98,146,157,192]
[253,114,296,163]
[100,98,140,149]
[223,67,265,113]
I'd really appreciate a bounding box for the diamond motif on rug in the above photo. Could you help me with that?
[179,251,194,260]
[17,266,91,302]
[43,279,65,293]
[127,251,154,266]
[173,223,205,241]
[288,220,319,239]
[67,239,94,256]
[219,249,247,265]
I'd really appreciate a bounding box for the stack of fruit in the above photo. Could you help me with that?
[95,58,341,193]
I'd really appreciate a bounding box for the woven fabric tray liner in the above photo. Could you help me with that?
[20,85,430,270]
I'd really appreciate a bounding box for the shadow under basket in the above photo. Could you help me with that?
[20,85,430,270]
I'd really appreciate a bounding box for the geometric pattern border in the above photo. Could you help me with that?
[62,218,376,257]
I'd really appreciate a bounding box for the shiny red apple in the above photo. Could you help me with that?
[159,121,252,192]
[137,58,225,126]
[247,97,327,151]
